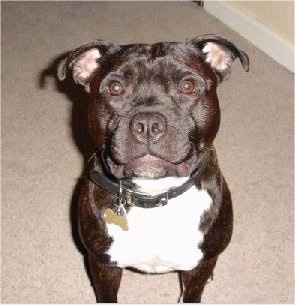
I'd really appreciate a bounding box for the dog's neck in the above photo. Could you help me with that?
[89,148,214,209]
[131,177,189,195]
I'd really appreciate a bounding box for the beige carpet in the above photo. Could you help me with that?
[1,1,294,303]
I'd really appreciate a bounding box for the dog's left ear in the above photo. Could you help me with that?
[57,40,112,92]
[192,34,249,82]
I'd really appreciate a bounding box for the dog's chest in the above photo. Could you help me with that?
[105,184,212,273]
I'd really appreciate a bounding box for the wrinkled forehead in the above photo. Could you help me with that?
[109,41,201,59]
[104,42,205,78]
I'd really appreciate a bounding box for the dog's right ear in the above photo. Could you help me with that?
[57,40,111,92]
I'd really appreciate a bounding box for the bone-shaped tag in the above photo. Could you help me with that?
[104,208,129,231]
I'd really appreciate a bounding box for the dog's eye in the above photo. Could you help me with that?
[107,81,125,96]
[179,79,197,95]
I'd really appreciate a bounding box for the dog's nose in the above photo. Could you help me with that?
[130,113,167,143]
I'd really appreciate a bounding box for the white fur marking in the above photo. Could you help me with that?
[132,177,189,194]
[105,179,212,273]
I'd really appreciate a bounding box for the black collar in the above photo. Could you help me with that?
[89,149,213,210]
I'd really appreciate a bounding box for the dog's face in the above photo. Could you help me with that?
[59,35,248,179]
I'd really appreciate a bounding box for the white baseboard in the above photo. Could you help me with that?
[204,0,294,73]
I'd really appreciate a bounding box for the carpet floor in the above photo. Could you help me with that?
[1,1,294,303]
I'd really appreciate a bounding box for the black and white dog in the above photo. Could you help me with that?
[58,34,249,302]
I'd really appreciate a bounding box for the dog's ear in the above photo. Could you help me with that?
[57,40,112,92]
[191,34,249,82]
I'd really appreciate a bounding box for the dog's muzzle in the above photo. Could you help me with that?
[107,110,194,178]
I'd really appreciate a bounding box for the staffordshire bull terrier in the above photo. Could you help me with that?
[58,34,249,302]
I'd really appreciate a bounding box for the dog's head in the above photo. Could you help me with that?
[59,34,249,179]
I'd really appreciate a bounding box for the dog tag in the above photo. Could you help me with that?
[104,208,129,231]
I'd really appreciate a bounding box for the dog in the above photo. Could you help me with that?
[58,34,249,303]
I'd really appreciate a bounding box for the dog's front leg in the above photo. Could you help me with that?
[180,257,218,303]
[89,254,123,303]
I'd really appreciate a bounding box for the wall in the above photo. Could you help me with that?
[226,1,294,45]
[204,0,294,72]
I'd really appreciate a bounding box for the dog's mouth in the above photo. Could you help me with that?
[125,155,178,178]
[105,153,198,179]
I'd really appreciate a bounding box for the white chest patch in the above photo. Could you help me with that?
[105,178,212,274]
